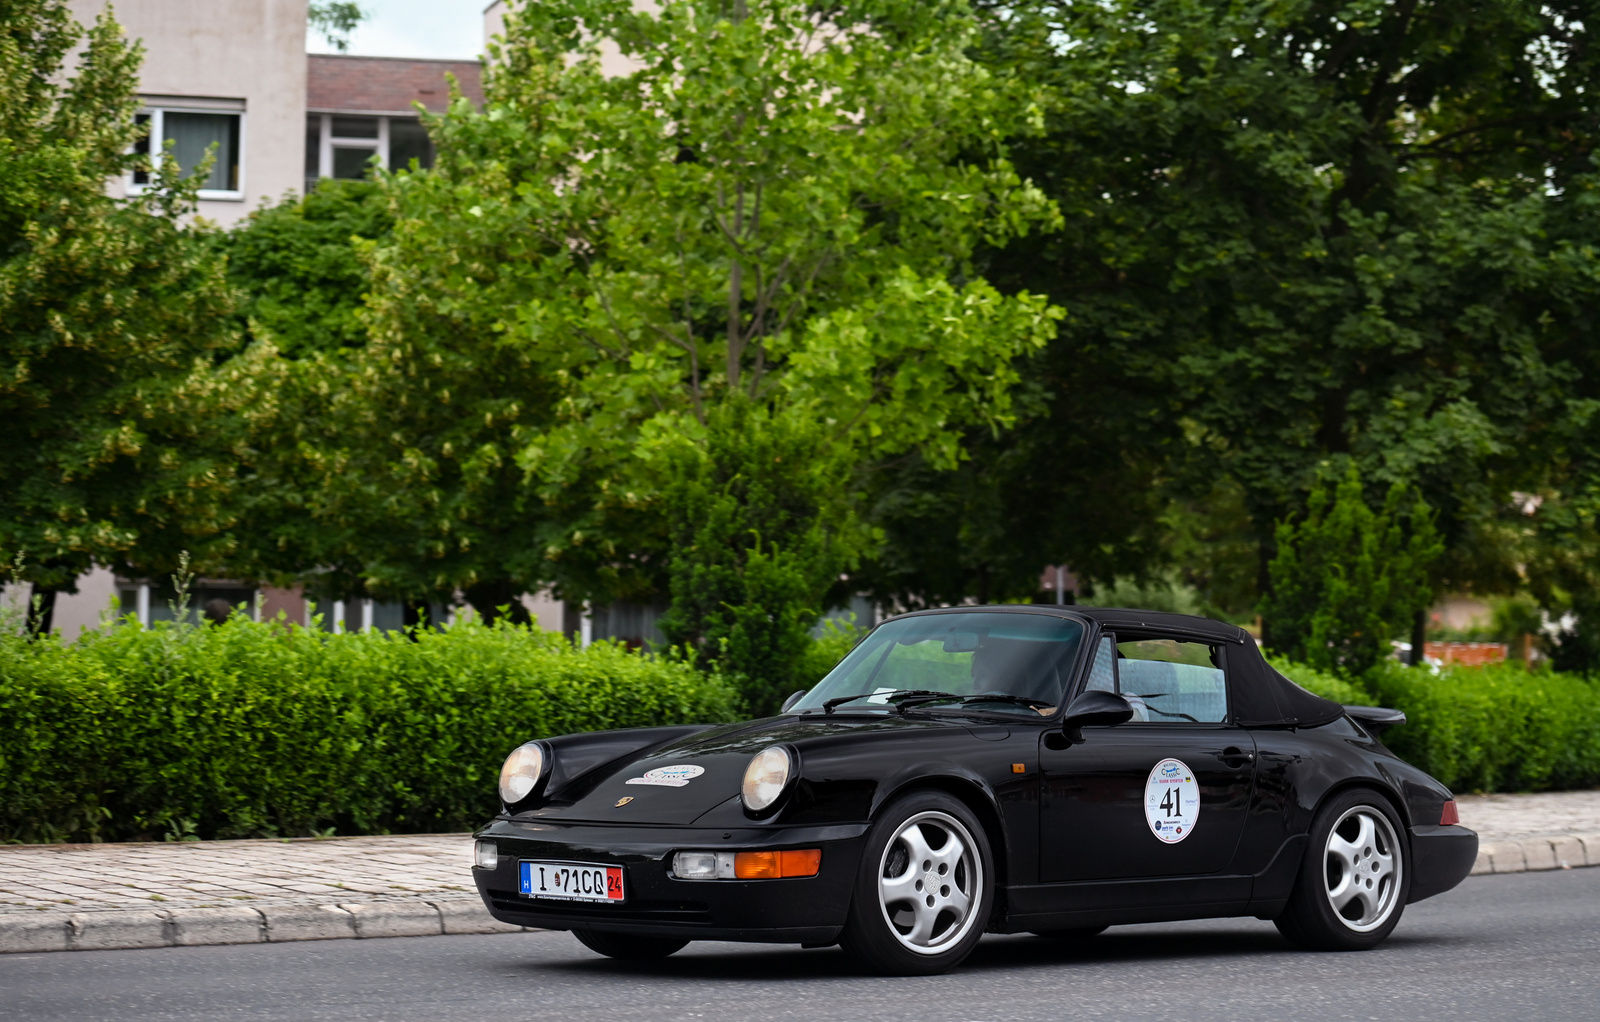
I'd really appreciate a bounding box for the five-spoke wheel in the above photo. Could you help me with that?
[1276,789,1411,950]
[876,810,983,954]
[1322,805,1402,932]
[841,790,993,974]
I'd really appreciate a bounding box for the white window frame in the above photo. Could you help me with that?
[311,112,434,181]
[130,102,247,201]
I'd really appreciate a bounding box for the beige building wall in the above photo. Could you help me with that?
[484,0,646,77]
[69,0,308,225]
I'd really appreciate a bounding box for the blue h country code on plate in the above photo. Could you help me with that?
[520,860,624,903]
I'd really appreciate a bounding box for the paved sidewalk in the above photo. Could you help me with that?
[2,791,1597,954]
[0,833,476,914]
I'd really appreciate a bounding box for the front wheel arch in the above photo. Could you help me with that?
[873,775,1008,895]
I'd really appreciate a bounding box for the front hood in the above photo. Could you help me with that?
[523,714,964,826]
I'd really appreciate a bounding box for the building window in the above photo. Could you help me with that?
[305,113,434,189]
[131,107,244,198]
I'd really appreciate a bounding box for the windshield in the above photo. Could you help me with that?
[791,612,1087,717]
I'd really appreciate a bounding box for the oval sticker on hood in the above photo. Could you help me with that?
[625,764,705,788]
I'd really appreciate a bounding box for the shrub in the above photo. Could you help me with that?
[1275,656,1600,793]
[1268,656,1372,705]
[1262,464,1440,677]
[0,616,738,843]
[1361,660,1600,793]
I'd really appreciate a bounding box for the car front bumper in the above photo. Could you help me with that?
[472,817,870,943]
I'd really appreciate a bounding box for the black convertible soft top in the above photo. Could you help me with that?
[1075,607,1346,729]
[885,605,1348,729]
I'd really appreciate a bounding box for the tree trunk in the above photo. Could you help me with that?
[463,580,531,626]
[1409,606,1427,667]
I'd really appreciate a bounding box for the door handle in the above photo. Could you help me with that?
[1217,747,1254,767]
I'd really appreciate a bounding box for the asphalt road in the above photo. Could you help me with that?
[3,867,1596,1022]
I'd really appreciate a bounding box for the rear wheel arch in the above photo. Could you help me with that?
[1311,779,1413,840]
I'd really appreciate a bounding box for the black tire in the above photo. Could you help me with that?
[572,929,689,960]
[838,789,994,976]
[1275,788,1412,951]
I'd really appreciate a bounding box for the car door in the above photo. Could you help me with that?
[1038,632,1258,883]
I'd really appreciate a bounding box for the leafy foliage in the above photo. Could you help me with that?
[0,615,738,843]
[1275,657,1600,794]
[1263,465,1441,676]
[0,0,240,611]
[308,1,364,52]
[1361,660,1600,793]
[657,401,859,713]
[221,180,391,358]
[965,0,1600,616]
[338,0,1060,644]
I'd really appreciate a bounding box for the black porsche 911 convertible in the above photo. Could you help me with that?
[471,606,1479,974]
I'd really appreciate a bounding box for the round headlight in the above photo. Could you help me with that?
[741,745,792,813]
[498,742,545,805]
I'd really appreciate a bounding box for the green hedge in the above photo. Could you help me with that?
[1275,658,1600,794]
[7,614,1597,844]
[0,618,738,843]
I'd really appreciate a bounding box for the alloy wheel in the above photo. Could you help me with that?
[1323,805,1402,932]
[876,810,983,955]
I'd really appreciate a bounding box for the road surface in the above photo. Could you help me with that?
[3,867,1595,1021]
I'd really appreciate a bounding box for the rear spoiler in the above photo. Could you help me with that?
[1343,705,1406,734]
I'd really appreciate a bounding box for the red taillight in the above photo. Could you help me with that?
[1440,800,1460,826]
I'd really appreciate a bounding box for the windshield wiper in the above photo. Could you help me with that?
[821,689,960,715]
[959,693,1055,711]
[892,691,967,713]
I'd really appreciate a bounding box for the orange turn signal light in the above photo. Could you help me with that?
[733,848,821,879]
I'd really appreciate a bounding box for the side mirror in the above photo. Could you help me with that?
[780,689,808,713]
[1060,690,1134,743]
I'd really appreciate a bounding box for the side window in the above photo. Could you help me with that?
[1116,638,1228,724]
[1084,637,1116,693]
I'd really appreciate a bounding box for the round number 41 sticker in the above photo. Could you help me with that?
[1145,758,1200,844]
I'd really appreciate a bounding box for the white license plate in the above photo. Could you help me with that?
[519,860,624,903]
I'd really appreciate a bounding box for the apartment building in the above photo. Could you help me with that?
[304,54,484,192]
[68,0,308,226]
[44,3,488,640]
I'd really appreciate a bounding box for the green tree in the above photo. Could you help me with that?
[221,179,391,358]
[308,2,364,53]
[0,0,240,628]
[657,401,855,713]
[354,0,1061,655]
[1262,464,1442,677]
[970,0,1600,611]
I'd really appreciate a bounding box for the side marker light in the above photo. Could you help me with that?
[1011,763,1026,774]
[733,849,822,879]
[1440,800,1460,826]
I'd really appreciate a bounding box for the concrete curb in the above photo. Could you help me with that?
[1470,833,1600,875]
[1,898,532,955]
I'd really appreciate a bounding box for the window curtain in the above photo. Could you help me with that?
[165,112,238,191]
